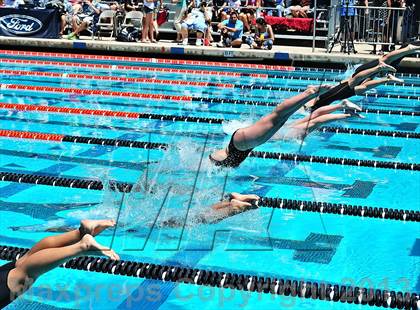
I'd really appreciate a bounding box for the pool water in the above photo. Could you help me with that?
[0,50,419,310]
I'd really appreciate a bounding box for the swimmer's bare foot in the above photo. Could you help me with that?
[407,40,420,51]
[230,193,260,205]
[81,234,120,260]
[341,99,362,112]
[386,74,404,84]
[80,219,116,237]
[378,61,397,73]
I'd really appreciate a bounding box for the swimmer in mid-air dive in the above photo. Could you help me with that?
[0,219,118,308]
[351,40,420,78]
[306,42,420,111]
[210,61,397,168]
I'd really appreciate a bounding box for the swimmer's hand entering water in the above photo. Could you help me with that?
[161,193,260,227]
[211,193,260,217]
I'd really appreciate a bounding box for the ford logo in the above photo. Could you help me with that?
[0,14,42,35]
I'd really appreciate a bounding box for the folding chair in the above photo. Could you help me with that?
[122,10,144,31]
[96,9,117,39]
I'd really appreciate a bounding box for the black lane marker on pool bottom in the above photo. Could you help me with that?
[0,170,418,222]
[0,245,418,309]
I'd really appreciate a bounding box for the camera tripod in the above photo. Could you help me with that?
[327,0,357,54]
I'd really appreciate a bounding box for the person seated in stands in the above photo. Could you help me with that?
[275,0,285,16]
[285,0,312,18]
[179,1,210,45]
[122,0,141,11]
[60,1,75,37]
[245,17,274,49]
[239,0,260,33]
[173,0,187,43]
[217,0,241,21]
[44,0,74,36]
[262,0,277,16]
[217,10,243,47]
[67,0,107,39]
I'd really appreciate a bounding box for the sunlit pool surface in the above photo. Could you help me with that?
[0,51,419,309]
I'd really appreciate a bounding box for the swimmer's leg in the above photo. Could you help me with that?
[233,87,321,150]
[293,103,348,126]
[348,62,396,88]
[354,76,392,95]
[293,113,353,135]
[381,41,420,64]
[11,235,118,285]
[20,220,115,259]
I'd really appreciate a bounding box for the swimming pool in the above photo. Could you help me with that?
[0,49,418,309]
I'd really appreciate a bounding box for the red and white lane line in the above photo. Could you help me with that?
[0,129,64,141]
[0,84,193,101]
[0,58,269,78]
[0,69,234,88]
[0,102,143,118]
[0,49,295,72]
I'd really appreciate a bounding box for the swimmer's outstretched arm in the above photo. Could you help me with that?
[161,193,260,227]
[202,193,260,224]
[5,220,118,301]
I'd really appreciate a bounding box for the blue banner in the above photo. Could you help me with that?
[0,8,60,38]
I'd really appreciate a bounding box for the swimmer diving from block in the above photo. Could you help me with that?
[209,46,420,168]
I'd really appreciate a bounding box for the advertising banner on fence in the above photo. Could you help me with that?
[0,8,59,38]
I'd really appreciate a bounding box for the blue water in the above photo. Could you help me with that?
[0,52,419,310]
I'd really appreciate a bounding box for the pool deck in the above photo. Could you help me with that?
[1,35,419,68]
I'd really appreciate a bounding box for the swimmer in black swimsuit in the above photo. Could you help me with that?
[209,60,400,168]
[306,60,400,111]
[352,40,420,77]
[0,219,118,308]
[209,84,334,168]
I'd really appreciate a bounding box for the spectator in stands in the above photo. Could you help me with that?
[217,0,241,21]
[355,0,368,40]
[245,17,274,49]
[262,0,277,16]
[44,0,74,36]
[217,10,243,47]
[152,0,162,40]
[60,0,74,37]
[173,0,187,42]
[385,0,404,51]
[275,0,285,16]
[179,1,210,45]
[67,0,106,40]
[141,0,156,42]
[239,0,260,33]
[286,0,312,18]
[123,0,141,11]
[339,0,356,50]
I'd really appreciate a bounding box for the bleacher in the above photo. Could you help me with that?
[156,1,329,44]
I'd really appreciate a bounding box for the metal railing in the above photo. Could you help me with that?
[327,5,417,52]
